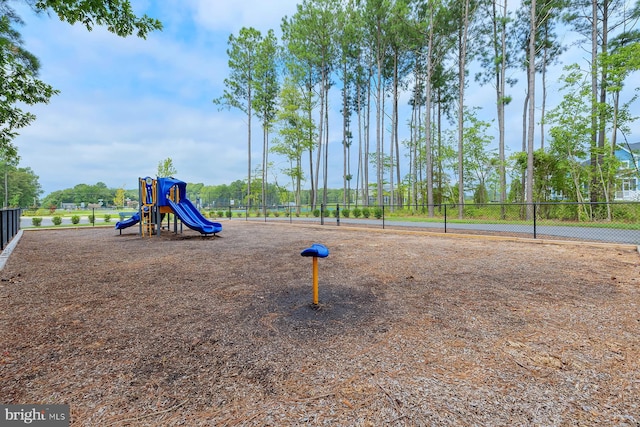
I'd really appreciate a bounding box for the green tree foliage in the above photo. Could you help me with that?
[460,109,495,204]
[545,62,635,209]
[214,27,263,209]
[1,1,161,162]
[272,78,316,211]
[157,157,177,177]
[0,10,58,160]
[208,0,640,214]
[563,0,639,205]
[0,162,41,207]
[281,0,338,208]
[253,29,280,215]
[113,188,125,207]
[41,182,114,208]
[34,0,162,38]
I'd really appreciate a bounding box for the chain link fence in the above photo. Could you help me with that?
[210,202,640,245]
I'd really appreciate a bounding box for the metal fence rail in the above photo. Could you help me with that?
[211,202,640,246]
[1,208,21,250]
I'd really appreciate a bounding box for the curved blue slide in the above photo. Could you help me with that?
[167,199,222,235]
[115,212,140,230]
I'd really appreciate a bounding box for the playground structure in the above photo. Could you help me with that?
[115,177,222,237]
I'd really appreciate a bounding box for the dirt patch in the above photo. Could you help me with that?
[1,221,639,426]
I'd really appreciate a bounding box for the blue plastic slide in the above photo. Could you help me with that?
[167,199,222,235]
[115,212,140,230]
[180,198,223,228]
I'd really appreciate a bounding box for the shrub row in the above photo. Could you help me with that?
[30,214,110,227]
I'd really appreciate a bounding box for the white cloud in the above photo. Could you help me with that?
[188,0,299,34]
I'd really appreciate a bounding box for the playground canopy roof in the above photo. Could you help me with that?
[156,177,186,206]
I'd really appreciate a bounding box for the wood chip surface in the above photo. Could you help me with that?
[1,222,639,426]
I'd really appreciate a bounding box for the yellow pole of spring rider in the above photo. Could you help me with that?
[301,243,329,306]
[312,256,319,305]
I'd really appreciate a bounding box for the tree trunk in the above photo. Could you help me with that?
[323,82,329,206]
[247,87,252,209]
[497,0,507,205]
[356,74,363,207]
[314,70,325,208]
[364,64,372,206]
[342,62,349,206]
[589,0,599,204]
[526,0,536,218]
[426,10,435,216]
[262,124,268,215]
[457,0,470,219]
[598,0,610,218]
[307,77,316,211]
[540,23,548,150]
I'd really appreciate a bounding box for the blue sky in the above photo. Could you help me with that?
[12,1,640,198]
[14,0,300,196]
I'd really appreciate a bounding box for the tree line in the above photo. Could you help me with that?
[38,180,351,210]
[214,0,640,220]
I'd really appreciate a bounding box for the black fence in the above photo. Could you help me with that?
[209,202,640,246]
[1,208,21,250]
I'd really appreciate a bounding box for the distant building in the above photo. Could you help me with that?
[615,142,640,201]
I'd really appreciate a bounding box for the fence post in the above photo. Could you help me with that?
[1,210,5,250]
[336,204,340,226]
[533,203,537,239]
[382,205,385,229]
[444,204,447,233]
[321,204,324,225]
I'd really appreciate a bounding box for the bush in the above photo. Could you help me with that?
[225,210,232,218]
[32,217,42,227]
[52,216,62,226]
[553,203,579,221]
[374,207,383,219]
[313,209,320,217]
[103,214,111,223]
[217,211,224,218]
[88,214,95,224]
[332,209,339,218]
[71,215,80,224]
[352,208,361,218]
[342,209,350,218]
[612,204,640,222]
[273,211,280,217]
[362,207,370,218]
[236,212,243,218]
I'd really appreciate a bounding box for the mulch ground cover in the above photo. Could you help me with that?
[1,221,639,426]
